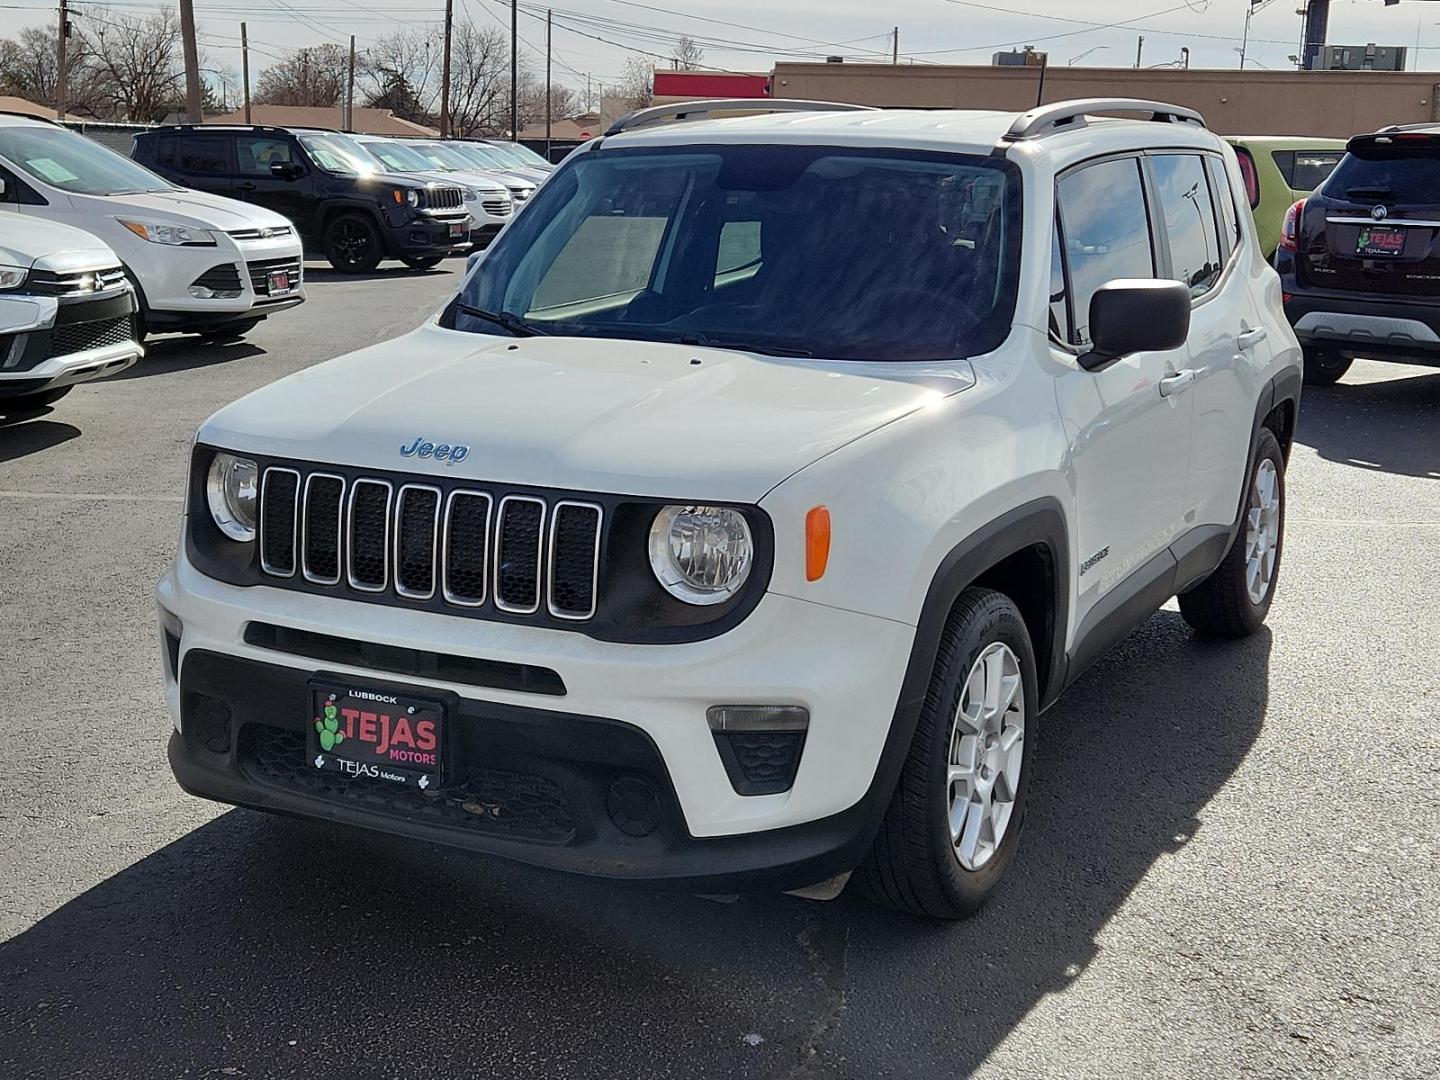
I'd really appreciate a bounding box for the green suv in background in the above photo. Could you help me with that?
[1225,136,1346,258]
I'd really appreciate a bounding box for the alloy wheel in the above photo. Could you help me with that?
[1245,458,1281,604]
[947,641,1025,871]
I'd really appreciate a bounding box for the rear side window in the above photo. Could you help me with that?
[235,136,295,177]
[178,135,232,175]
[1151,154,1223,297]
[1056,156,1154,346]
[1234,146,1260,209]
[1273,149,1343,192]
[1207,156,1242,258]
[1324,144,1440,204]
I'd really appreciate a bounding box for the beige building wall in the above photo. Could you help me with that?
[772,63,1440,138]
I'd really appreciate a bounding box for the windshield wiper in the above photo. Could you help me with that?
[674,333,812,358]
[455,303,547,337]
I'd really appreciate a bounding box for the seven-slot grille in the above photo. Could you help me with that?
[257,465,602,620]
[425,186,465,211]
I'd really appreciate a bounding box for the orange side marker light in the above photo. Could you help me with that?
[806,506,831,582]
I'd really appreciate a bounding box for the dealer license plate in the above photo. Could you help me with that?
[449,222,464,238]
[1356,227,1406,257]
[308,681,446,788]
[268,269,294,294]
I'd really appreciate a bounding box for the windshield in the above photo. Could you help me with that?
[502,142,550,167]
[299,133,376,175]
[1325,143,1440,204]
[453,144,1021,362]
[451,142,512,171]
[414,142,470,171]
[354,139,434,174]
[0,125,174,196]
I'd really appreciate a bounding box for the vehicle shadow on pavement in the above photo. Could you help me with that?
[0,613,1269,1080]
[1296,367,1440,481]
[0,418,80,463]
[302,266,457,284]
[106,339,265,380]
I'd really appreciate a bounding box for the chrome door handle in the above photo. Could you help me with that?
[1159,369,1196,397]
[1238,327,1268,349]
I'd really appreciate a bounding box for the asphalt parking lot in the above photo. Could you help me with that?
[1,260,1437,1079]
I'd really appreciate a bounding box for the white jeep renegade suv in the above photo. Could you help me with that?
[157,99,1301,919]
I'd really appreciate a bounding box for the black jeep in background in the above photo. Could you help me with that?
[1275,125,1440,386]
[132,126,470,273]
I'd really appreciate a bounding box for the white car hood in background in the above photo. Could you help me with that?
[199,324,965,501]
[0,215,117,270]
[81,189,291,232]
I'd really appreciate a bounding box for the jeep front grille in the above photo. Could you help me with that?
[426,186,464,211]
[257,465,602,622]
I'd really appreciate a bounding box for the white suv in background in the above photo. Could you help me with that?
[0,209,141,412]
[0,112,304,341]
[157,99,1301,920]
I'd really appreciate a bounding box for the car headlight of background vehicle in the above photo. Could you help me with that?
[117,219,217,246]
[206,452,259,542]
[648,505,754,605]
[0,265,26,290]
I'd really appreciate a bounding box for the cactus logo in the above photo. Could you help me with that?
[315,695,346,751]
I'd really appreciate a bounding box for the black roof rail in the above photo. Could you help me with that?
[1001,98,1206,142]
[605,98,877,137]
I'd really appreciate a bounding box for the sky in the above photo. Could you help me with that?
[6,0,1440,99]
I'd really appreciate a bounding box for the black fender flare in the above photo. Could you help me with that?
[315,200,391,245]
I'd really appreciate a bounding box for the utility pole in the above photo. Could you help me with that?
[509,0,518,139]
[241,22,251,123]
[892,26,899,65]
[1135,35,1144,69]
[55,0,68,120]
[179,0,203,123]
[545,9,553,153]
[440,0,453,137]
[345,34,355,131]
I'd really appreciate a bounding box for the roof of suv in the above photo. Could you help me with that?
[600,103,1221,165]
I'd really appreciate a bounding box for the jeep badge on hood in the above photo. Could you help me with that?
[399,436,469,465]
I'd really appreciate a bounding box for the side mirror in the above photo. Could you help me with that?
[1078,279,1191,372]
[0,176,7,198]
[270,161,302,180]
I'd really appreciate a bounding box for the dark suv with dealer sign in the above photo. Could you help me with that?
[132,125,470,273]
[1275,125,1440,385]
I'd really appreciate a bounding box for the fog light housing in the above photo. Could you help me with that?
[159,606,183,682]
[188,285,242,299]
[707,706,809,796]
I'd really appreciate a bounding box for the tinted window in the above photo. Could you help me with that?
[1057,157,1154,345]
[1324,148,1440,204]
[178,135,232,175]
[1207,156,1242,258]
[458,145,1023,362]
[235,136,294,177]
[1152,154,1223,297]
[0,125,175,195]
[1291,152,1342,191]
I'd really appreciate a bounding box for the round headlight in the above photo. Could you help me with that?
[206,452,258,542]
[405,189,420,207]
[648,505,754,606]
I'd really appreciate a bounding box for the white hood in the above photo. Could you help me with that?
[78,188,291,232]
[0,215,117,271]
[199,323,965,502]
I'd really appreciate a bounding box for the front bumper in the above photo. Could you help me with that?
[1282,284,1440,360]
[387,212,472,259]
[127,233,307,328]
[0,289,142,397]
[156,550,916,889]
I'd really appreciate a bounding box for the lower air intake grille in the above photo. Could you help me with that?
[50,316,133,357]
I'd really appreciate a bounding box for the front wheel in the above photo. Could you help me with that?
[1303,347,1352,387]
[1179,427,1286,638]
[400,255,443,270]
[323,213,384,273]
[855,587,1037,920]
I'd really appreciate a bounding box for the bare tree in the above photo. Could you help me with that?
[670,35,704,71]
[519,78,579,131]
[254,43,349,107]
[83,7,186,122]
[359,28,439,122]
[614,55,653,111]
[446,23,510,136]
[0,24,104,115]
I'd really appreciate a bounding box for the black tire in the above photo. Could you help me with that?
[1179,428,1286,638]
[855,587,1038,920]
[400,255,443,270]
[200,317,262,342]
[129,307,148,345]
[0,385,72,413]
[1303,347,1352,387]
[323,213,384,273]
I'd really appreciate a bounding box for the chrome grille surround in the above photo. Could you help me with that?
[547,501,603,621]
[493,495,547,615]
[301,473,345,586]
[258,467,301,577]
[393,483,442,601]
[346,479,394,593]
